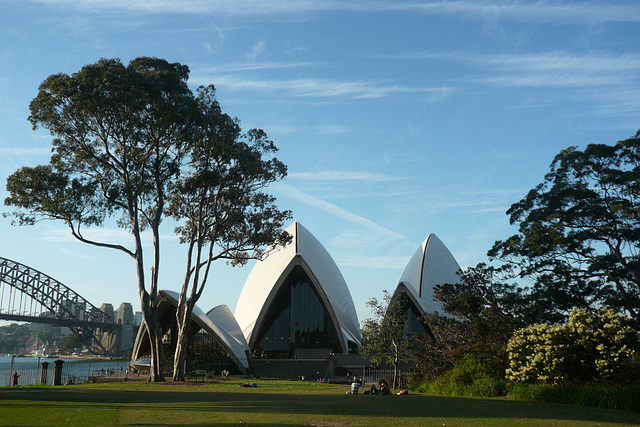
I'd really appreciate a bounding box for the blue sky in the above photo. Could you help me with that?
[1,0,639,322]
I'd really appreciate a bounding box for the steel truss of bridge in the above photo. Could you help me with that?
[0,256,120,355]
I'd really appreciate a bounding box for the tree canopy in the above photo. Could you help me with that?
[168,85,291,380]
[360,291,415,389]
[489,131,640,318]
[6,57,195,380]
[4,57,290,381]
[417,264,528,381]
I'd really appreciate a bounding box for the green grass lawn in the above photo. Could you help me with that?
[1,380,639,426]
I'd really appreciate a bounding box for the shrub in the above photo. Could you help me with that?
[417,355,507,397]
[507,308,639,384]
[625,380,640,413]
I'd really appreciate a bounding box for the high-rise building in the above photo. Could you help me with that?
[98,303,116,351]
[116,302,134,351]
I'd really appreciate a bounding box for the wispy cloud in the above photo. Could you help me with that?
[289,170,407,183]
[337,254,408,269]
[29,1,640,24]
[479,52,640,73]
[190,74,450,99]
[271,182,405,243]
[246,40,266,62]
[267,124,350,136]
[472,52,640,88]
[381,1,640,24]
[380,50,640,114]
[385,51,640,86]
[0,147,51,156]
[198,61,321,73]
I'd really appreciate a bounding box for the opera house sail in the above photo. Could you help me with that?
[390,234,461,335]
[131,290,251,374]
[235,222,361,358]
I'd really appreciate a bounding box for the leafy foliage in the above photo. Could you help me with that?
[360,291,417,388]
[489,131,640,318]
[415,264,528,381]
[0,323,31,354]
[167,85,291,380]
[416,355,507,397]
[5,57,199,380]
[59,334,86,353]
[6,58,290,381]
[506,308,640,384]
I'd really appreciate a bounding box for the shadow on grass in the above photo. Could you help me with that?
[1,385,639,425]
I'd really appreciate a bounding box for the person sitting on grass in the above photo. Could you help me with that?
[369,379,390,396]
[239,382,258,387]
[345,378,362,394]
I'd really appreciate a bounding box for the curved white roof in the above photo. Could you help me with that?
[159,290,250,372]
[391,234,461,314]
[234,221,361,352]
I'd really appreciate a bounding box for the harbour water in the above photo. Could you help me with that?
[0,355,130,386]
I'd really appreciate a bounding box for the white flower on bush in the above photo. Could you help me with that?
[506,308,639,384]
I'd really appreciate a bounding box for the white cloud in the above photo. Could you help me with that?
[246,40,266,62]
[190,75,450,99]
[198,61,321,73]
[266,123,350,136]
[380,50,640,114]
[387,51,640,78]
[0,147,51,156]
[288,170,407,183]
[470,52,640,88]
[28,0,640,25]
[480,52,640,73]
[384,1,640,24]
[337,254,408,269]
[271,182,405,243]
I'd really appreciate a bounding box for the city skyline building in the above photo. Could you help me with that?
[116,302,134,351]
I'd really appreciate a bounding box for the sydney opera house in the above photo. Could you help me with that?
[389,234,461,336]
[131,221,460,376]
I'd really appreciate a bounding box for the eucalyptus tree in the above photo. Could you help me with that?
[4,57,196,381]
[167,85,291,381]
[489,131,640,318]
[360,291,414,389]
[417,264,529,380]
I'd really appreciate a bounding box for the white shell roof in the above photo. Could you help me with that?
[392,234,461,314]
[160,290,250,372]
[234,221,361,351]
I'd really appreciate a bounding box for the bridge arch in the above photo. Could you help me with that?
[0,256,118,354]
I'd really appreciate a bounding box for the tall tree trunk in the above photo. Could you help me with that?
[172,304,193,381]
[151,308,165,382]
[392,340,399,389]
[140,293,165,382]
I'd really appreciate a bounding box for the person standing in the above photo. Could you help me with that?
[12,372,20,386]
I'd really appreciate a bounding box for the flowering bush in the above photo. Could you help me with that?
[506,308,639,384]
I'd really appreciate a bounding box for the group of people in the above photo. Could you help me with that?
[345,378,390,395]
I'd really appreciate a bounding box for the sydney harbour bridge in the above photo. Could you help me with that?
[0,256,120,354]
